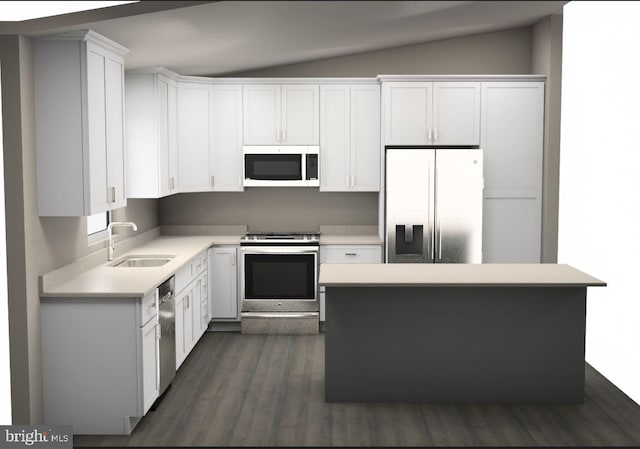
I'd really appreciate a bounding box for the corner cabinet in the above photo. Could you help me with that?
[320,84,381,192]
[243,84,319,145]
[34,30,128,216]
[382,81,480,146]
[125,69,179,198]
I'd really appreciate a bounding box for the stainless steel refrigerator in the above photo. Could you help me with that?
[385,148,484,263]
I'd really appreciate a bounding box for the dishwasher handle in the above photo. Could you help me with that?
[160,291,173,303]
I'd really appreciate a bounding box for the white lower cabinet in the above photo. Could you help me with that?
[192,272,209,340]
[41,290,159,435]
[175,284,194,369]
[200,278,210,332]
[208,246,239,320]
[141,313,160,414]
[175,251,209,370]
[319,245,382,321]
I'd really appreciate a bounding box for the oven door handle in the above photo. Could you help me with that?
[241,248,319,255]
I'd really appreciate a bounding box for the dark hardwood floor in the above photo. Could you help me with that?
[75,332,640,447]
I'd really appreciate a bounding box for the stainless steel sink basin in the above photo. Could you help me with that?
[111,255,175,268]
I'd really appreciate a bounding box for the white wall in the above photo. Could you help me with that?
[559,1,640,404]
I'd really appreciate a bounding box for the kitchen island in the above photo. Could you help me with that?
[319,263,605,403]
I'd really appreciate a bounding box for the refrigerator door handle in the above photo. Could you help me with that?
[433,159,437,261]
[438,223,442,260]
[404,224,414,243]
[429,158,435,261]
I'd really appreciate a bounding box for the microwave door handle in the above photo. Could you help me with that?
[301,154,307,182]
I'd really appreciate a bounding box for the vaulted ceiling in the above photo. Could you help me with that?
[9,1,567,76]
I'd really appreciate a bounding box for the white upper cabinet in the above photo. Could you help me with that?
[34,30,128,216]
[320,85,350,190]
[104,54,127,209]
[382,81,480,146]
[281,85,320,145]
[320,84,380,192]
[350,84,381,191]
[243,84,319,145]
[177,82,212,192]
[432,82,481,145]
[125,70,179,198]
[383,82,432,145]
[210,85,244,191]
[243,84,280,145]
[177,82,244,192]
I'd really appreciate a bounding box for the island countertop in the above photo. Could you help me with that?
[319,263,606,287]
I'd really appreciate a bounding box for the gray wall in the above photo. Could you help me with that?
[160,190,378,231]
[0,36,159,423]
[225,27,532,77]
[532,12,563,263]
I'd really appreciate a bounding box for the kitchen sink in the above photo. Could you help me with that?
[111,255,175,268]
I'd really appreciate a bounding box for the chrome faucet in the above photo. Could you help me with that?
[107,222,138,261]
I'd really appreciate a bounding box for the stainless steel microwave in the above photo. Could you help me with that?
[243,146,320,187]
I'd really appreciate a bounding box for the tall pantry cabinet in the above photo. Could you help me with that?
[480,82,544,262]
[34,30,128,216]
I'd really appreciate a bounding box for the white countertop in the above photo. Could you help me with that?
[41,235,241,298]
[319,263,606,287]
[319,235,382,245]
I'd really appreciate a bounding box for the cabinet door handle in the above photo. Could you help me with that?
[351,176,355,188]
[345,176,350,188]
[211,176,215,187]
[276,129,281,142]
[434,128,438,141]
[111,187,116,203]
[428,128,432,141]
[169,177,174,190]
[345,253,357,256]
[186,295,190,309]
[231,253,236,266]
[282,129,286,142]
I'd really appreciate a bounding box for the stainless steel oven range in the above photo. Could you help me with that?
[240,231,320,334]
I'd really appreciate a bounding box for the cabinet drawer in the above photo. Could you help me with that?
[140,291,158,326]
[175,250,208,293]
[320,245,382,264]
[193,252,208,276]
[175,263,192,295]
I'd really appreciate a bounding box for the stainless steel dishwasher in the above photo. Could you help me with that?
[158,277,176,396]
